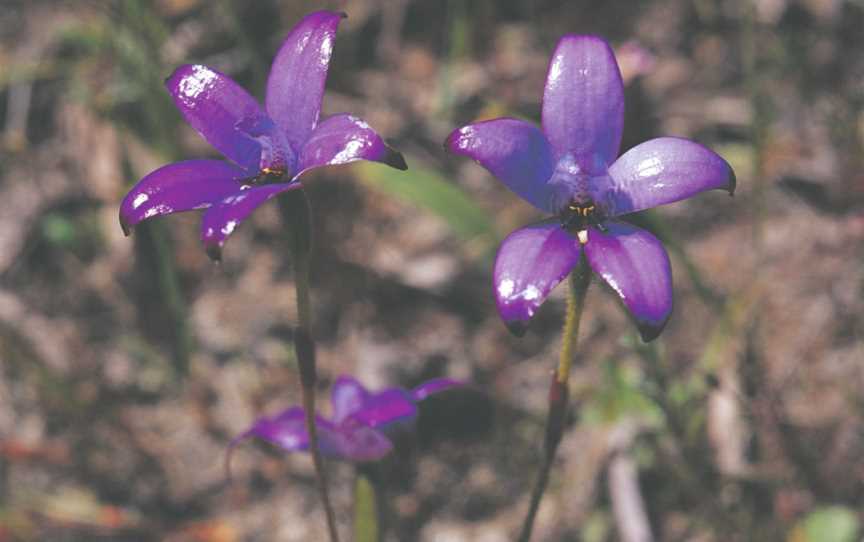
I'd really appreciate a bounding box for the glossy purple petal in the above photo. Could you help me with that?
[542,35,624,172]
[166,64,266,170]
[604,137,737,216]
[583,221,672,342]
[348,389,418,430]
[494,221,581,335]
[446,118,556,212]
[297,113,407,178]
[410,378,463,402]
[119,160,247,235]
[331,375,371,424]
[265,10,345,153]
[200,182,301,261]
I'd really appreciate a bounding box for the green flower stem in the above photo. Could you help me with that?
[122,145,191,378]
[518,262,591,542]
[146,220,191,377]
[278,190,340,542]
[354,465,383,542]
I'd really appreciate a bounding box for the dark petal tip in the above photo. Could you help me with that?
[727,169,737,196]
[337,11,348,18]
[505,320,528,337]
[443,129,460,153]
[637,320,666,343]
[120,221,133,237]
[206,244,223,263]
[384,147,408,171]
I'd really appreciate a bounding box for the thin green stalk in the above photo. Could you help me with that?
[278,190,340,542]
[518,262,591,542]
[741,0,769,258]
[147,221,191,376]
[120,143,191,378]
[354,465,383,542]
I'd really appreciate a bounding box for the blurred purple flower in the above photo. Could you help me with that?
[119,11,406,260]
[446,35,735,341]
[230,376,463,463]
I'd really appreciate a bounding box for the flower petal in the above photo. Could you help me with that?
[331,422,394,462]
[494,221,581,335]
[231,407,312,454]
[119,160,247,235]
[542,35,624,171]
[604,137,736,216]
[231,407,392,462]
[583,221,672,341]
[166,65,266,170]
[200,182,301,261]
[446,118,556,212]
[331,375,371,424]
[410,378,463,402]
[265,10,345,153]
[297,113,406,178]
[348,389,418,430]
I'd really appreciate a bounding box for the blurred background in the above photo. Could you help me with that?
[1,0,863,540]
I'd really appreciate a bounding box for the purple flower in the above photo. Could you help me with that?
[446,35,735,341]
[119,11,406,260]
[230,376,463,463]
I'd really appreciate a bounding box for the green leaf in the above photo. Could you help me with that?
[794,506,860,542]
[354,160,498,249]
[41,214,77,246]
[581,361,664,428]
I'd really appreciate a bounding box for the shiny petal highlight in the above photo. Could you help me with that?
[446,118,556,212]
[165,65,266,170]
[200,183,301,261]
[583,221,672,341]
[297,113,406,178]
[119,160,247,235]
[265,10,345,153]
[493,221,581,335]
[542,35,624,171]
[605,137,737,216]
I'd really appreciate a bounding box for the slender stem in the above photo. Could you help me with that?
[278,191,340,542]
[122,143,191,378]
[354,465,383,542]
[556,263,590,383]
[147,221,191,377]
[518,262,591,542]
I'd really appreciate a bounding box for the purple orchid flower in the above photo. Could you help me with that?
[446,35,735,341]
[230,376,463,463]
[119,11,406,260]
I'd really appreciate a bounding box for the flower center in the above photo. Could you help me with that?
[547,154,611,244]
[559,197,604,243]
[235,115,296,186]
[243,166,289,187]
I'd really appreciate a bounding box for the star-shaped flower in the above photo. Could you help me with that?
[447,35,735,341]
[230,376,463,463]
[119,11,406,260]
